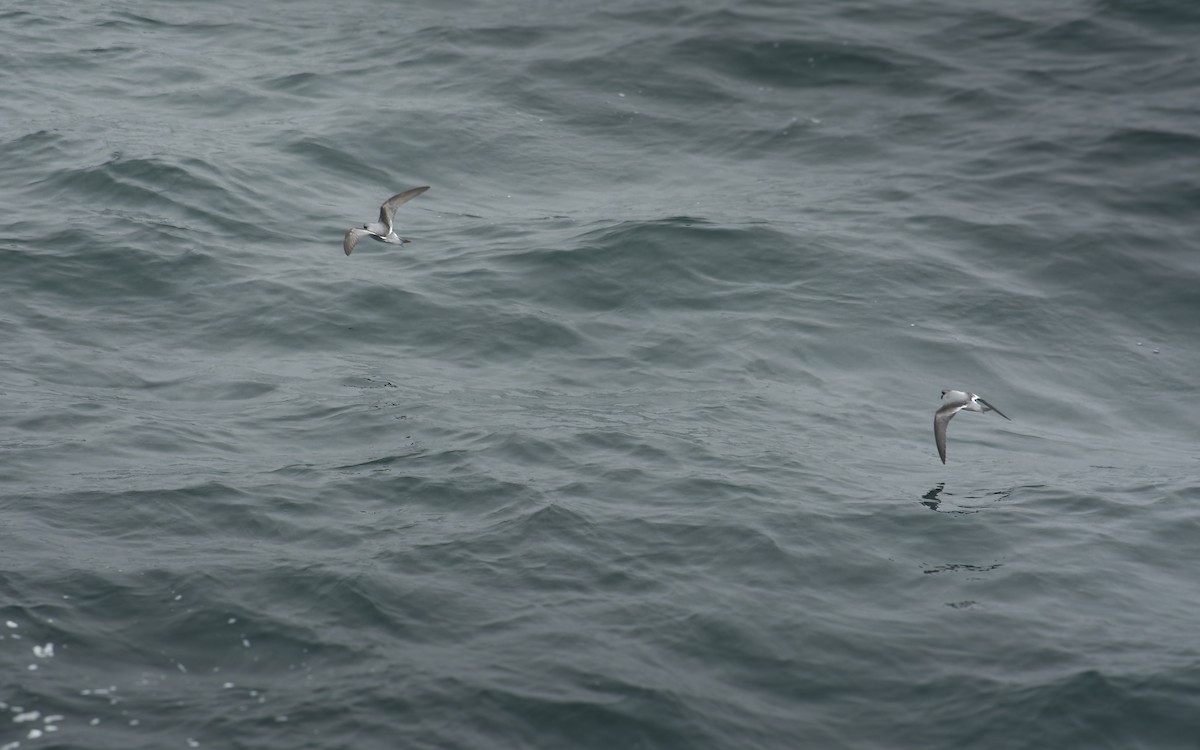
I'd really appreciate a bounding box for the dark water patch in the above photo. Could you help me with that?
[282,134,365,177]
[79,44,141,59]
[969,668,1200,750]
[321,277,589,364]
[16,234,219,302]
[929,9,1040,45]
[11,401,114,434]
[0,130,73,177]
[678,34,947,93]
[145,377,278,402]
[1031,16,1162,55]
[425,22,570,52]
[328,467,541,516]
[1098,0,1200,24]
[13,482,275,540]
[495,218,827,316]
[100,11,172,29]
[254,71,326,97]
[1089,126,1200,164]
[36,153,275,243]
[101,10,233,35]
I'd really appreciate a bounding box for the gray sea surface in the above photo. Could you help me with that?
[3,0,1199,748]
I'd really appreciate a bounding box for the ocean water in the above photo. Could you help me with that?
[2,0,1199,748]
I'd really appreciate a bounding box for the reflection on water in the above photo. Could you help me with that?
[920,482,1016,513]
[921,482,946,511]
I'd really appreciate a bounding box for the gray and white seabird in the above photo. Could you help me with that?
[343,186,430,256]
[934,389,1011,464]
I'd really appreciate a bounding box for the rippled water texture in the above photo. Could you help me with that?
[2,0,1199,748]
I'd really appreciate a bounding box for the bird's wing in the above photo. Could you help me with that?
[344,228,369,256]
[977,398,1011,420]
[378,186,431,232]
[934,403,961,464]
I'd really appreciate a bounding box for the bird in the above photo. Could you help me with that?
[343,186,430,256]
[934,389,1011,464]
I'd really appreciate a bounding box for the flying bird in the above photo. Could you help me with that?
[934,389,1011,464]
[343,186,430,256]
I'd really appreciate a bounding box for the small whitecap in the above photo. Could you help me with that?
[129,719,139,727]
[274,715,288,723]
[26,665,37,672]
[32,643,54,658]
[187,739,200,748]
[13,711,40,723]
[44,726,58,733]
[5,621,17,629]
[26,729,42,740]
[1,741,18,750]
[227,618,236,625]
[90,718,101,726]
[222,682,234,689]
[242,639,250,648]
